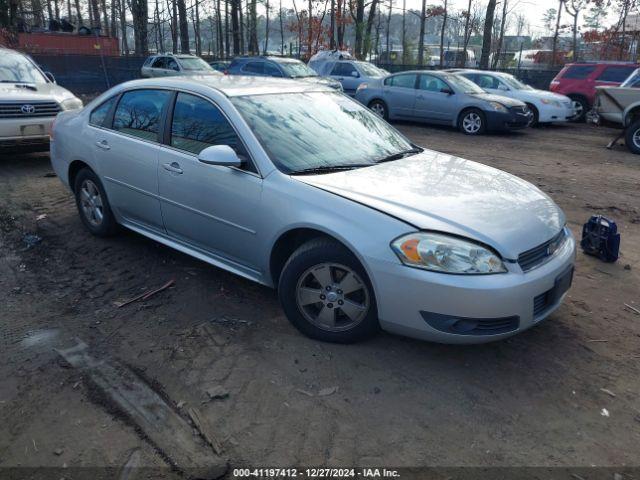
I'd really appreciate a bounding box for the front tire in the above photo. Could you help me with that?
[74,168,118,236]
[278,238,379,343]
[625,119,640,154]
[569,96,589,122]
[526,104,539,127]
[368,99,388,120]
[458,108,486,135]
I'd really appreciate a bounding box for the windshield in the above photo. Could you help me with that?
[443,74,485,94]
[621,68,640,88]
[356,62,385,77]
[231,92,414,174]
[179,57,214,71]
[280,61,318,78]
[500,74,533,90]
[0,52,48,83]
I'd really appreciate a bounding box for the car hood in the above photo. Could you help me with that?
[519,89,571,103]
[295,150,564,259]
[0,82,77,102]
[471,92,526,107]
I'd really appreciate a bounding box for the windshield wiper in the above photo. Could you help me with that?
[375,147,423,164]
[0,80,35,84]
[290,164,372,175]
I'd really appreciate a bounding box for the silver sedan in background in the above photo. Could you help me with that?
[50,76,575,344]
[355,70,533,134]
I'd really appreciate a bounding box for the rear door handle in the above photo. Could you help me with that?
[162,162,183,174]
[96,140,110,150]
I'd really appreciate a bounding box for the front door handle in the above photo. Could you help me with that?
[96,140,110,150]
[163,162,183,174]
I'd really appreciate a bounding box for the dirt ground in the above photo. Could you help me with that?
[0,121,639,478]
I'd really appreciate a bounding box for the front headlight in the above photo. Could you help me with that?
[540,98,560,107]
[489,101,508,113]
[391,232,507,274]
[61,97,83,110]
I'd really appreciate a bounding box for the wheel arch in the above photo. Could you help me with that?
[623,103,640,126]
[268,227,375,292]
[68,160,93,193]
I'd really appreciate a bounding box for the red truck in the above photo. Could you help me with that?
[549,62,640,121]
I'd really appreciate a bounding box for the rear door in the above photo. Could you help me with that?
[413,74,455,122]
[382,73,418,118]
[240,61,265,77]
[91,88,171,234]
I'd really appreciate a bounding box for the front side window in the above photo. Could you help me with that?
[597,66,637,83]
[231,92,413,174]
[385,74,417,88]
[151,57,166,69]
[563,65,597,79]
[331,62,358,77]
[171,92,243,156]
[356,62,385,77]
[264,62,284,77]
[113,89,170,141]
[0,51,48,83]
[475,74,500,89]
[444,74,485,94]
[89,96,117,127]
[167,58,180,71]
[418,75,449,92]
[621,68,640,88]
[242,62,264,74]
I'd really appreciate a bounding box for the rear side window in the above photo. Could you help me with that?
[171,92,244,156]
[597,66,636,82]
[562,65,597,79]
[385,73,417,88]
[113,89,170,141]
[89,96,117,127]
[242,62,264,74]
[418,75,448,92]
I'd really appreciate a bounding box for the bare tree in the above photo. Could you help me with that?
[550,0,564,66]
[263,0,270,54]
[130,0,149,53]
[479,0,497,68]
[439,0,448,66]
[177,0,189,52]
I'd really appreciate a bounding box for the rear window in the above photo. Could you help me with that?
[562,65,597,79]
[597,66,637,82]
[384,73,417,88]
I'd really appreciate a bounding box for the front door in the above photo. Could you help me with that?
[413,74,455,123]
[92,89,170,234]
[330,62,361,96]
[157,92,263,274]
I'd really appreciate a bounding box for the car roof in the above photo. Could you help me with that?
[113,75,332,97]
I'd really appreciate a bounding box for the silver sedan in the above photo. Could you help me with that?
[355,70,532,134]
[50,76,575,344]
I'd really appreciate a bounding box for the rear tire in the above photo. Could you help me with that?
[74,168,118,237]
[458,108,486,135]
[368,99,388,120]
[624,119,640,154]
[278,238,379,343]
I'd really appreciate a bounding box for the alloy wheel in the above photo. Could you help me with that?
[462,112,482,134]
[572,100,584,119]
[79,179,104,227]
[295,263,370,332]
[370,102,385,118]
[632,128,640,150]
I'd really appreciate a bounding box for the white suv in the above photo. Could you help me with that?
[0,47,83,152]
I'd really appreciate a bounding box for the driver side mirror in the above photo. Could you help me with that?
[198,145,243,167]
[440,87,454,95]
[44,71,56,83]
